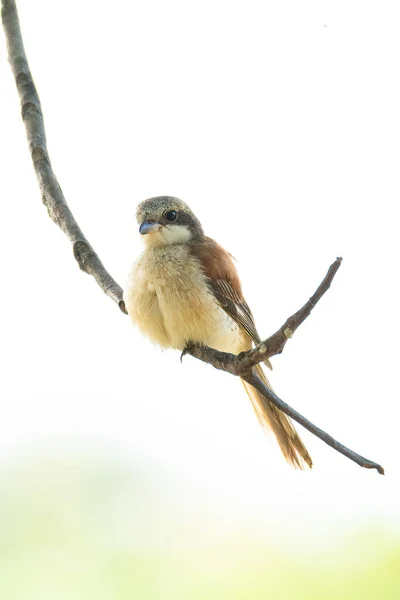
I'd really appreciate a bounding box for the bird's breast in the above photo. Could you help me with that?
[125,245,242,352]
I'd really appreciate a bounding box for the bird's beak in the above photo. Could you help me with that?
[139,220,161,235]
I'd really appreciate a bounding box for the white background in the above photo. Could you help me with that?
[1,0,398,550]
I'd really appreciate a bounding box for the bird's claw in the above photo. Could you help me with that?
[181,341,195,363]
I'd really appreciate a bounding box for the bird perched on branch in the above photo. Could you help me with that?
[125,196,312,469]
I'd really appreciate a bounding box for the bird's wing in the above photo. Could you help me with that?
[191,236,262,346]
[210,278,261,344]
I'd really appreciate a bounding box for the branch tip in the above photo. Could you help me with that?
[119,300,128,315]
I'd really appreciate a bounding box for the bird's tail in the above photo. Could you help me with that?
[241,364,312,469]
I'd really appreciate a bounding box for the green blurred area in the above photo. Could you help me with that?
[1,451,399,600]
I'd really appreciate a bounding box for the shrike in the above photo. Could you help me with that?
[125,196,312,469]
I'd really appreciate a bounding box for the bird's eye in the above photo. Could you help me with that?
[165,210,177,222]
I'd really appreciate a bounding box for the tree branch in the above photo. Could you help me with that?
[1,0,127,314]
[183,259,385,475]
[248,373,384,474]
[1,1,384,474]
[184,257,343,374]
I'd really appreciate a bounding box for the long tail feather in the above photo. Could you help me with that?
[242,365,312,469]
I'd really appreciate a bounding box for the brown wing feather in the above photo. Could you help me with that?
[212,279,262,344]
[191,236,262,345]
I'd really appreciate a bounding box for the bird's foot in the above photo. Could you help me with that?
[180,341,196,363]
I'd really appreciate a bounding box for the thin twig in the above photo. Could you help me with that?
[247,373,384,474]
[244,257,343,363]
[1,0,127,313]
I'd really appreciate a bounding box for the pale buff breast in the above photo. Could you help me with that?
[124,244,243,352]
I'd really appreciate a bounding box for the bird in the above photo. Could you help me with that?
[124,196,312,469]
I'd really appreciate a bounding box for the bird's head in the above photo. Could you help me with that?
[136,196,204,247]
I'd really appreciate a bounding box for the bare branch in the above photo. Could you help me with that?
[184,260,385,475]
[183,258,343,376]
[1,0,127,313]
[245,257,343,364]
[247,373,384,474]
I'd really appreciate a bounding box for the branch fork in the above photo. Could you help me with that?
[182,258,384,475]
